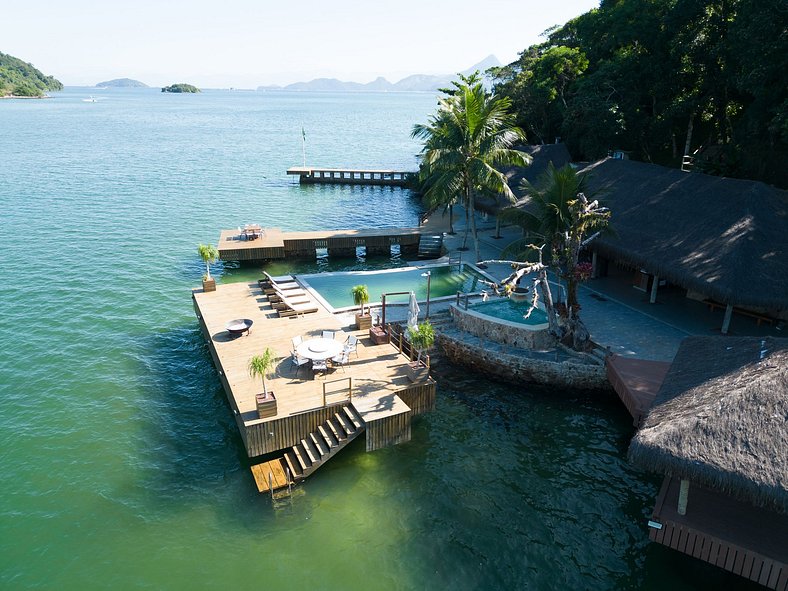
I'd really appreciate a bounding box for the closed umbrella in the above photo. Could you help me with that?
[407,291,420,329]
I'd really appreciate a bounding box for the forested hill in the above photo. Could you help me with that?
[0,52,63,97]
[492,0,788,187]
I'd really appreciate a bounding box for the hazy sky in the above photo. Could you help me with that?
[5,0,600,87]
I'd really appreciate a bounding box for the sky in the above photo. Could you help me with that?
[5,0,600,87]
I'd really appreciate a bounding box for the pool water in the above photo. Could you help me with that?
[300,264,488,310]
[471,297,550,326]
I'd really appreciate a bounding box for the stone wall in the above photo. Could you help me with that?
[450,304,555,350]
[437,332,610,391]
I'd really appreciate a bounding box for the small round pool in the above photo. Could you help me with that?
[471,298,549,327]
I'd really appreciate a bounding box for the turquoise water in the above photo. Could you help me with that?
[0,87,757,589]
[300,265,487,309]
[471,297,550,326]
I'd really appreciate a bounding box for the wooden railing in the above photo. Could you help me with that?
[322,377,352,406]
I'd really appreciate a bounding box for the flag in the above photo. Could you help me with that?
[302,127,306,141]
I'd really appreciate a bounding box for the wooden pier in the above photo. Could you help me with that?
[217,227,422,261]
[192,281,436,493]
[287,166,414,186]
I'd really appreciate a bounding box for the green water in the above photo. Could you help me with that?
[300,265,487,309]
[0,88,759,589]
[471,298,550,326]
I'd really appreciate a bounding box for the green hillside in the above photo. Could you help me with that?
[161,83,200,93]
[0,52,63,97]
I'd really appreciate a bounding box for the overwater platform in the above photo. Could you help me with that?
[217,227,422,261]
[287,166,413,186]
[192,281,435,491]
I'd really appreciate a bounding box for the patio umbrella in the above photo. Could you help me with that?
[407,291,420,329]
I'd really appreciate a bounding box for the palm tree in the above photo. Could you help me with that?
[197,243,219,280]
[248,348,276,395]
[412,80,531,262]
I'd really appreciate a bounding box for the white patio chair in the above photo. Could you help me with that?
[291,351,310,378]
[322,330,335,341]
[344,334,359,357]
[291,335,303,350]
[331,351,349,372]
[312,359,328,379]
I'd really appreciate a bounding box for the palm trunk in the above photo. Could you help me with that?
[448,204,455,234]
[470,194,480,262]
[205,261,211,279]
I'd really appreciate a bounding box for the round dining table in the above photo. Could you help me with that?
[296,338,343,361]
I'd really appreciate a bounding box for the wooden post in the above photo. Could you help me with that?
[381,294,387,327]
[649,275,659,304]
[348,377,352,401]
[722,304,733,334]
[399,332,403,354]
[678,479,690,515]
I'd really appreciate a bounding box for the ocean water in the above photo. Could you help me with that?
[0,87,757,590]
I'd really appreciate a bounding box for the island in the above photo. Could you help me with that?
[0,51,62,98]
[161,83,200,93]
[97,78,148,88]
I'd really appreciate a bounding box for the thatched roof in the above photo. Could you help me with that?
[475,143,572,215]
[628,336,788,514]
[579,158,788,311]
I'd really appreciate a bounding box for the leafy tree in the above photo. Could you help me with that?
[197,244,219,280]
[412,80,530,262]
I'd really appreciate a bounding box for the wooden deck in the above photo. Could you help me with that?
[217,227,422,261]
[649,476,788,590]
[287,166,413,186]
[192,281,435,459]
[606,355,670,426]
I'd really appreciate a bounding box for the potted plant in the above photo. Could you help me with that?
[351,284,372,330]
[406,320,434,382]
[248,348,277,418]
[197,243,219,292]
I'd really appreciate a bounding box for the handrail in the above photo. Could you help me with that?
[322,377,352,406]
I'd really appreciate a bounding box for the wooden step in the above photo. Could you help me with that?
[319,424,338,448]
[310,432,329,457]
[284,451,302,478]
[329,416,347,440]
[303,437,320,464]
[335,411,355,435]
[343,405,363,430]
[293,443,312,471]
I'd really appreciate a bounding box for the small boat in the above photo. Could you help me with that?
[82,96,97,103]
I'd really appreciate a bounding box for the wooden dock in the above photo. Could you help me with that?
[649,476,788,590]
[287,166,414,186]
[216,227,422,261]
[192,280,436,492]
[606,355,670,426]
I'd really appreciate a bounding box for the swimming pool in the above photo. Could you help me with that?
[299,264,490,311]
[470,297,550,327]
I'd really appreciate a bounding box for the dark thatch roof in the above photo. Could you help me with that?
[579,158,788,311]
[475,143,572,215]
[628,336,788,514]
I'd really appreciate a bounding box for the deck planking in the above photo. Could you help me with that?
[216,227,422,260]
[193,281,431,457]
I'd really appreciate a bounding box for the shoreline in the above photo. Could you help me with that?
[1,94,53,100]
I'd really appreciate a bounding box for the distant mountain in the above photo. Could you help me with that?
[162,83,200,93]
[256,56,501,93]
[0,51,62,97]
[96,78,148,88]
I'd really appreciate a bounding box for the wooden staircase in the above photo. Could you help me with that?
[417,234,443,258]
[251,404,366,495]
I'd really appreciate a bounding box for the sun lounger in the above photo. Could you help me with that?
[277,300,319,317]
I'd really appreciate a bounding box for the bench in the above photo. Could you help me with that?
[704,300,774,326]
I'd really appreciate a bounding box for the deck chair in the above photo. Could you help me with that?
[291,351,310,378]
[277,299,319,318]
[322,330,335,340]
[312,359,328,379]
[344,334,359,357]
[331,351,349,372]
[291,335,303,350]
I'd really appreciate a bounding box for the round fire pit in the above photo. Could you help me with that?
[226,318,253,337]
